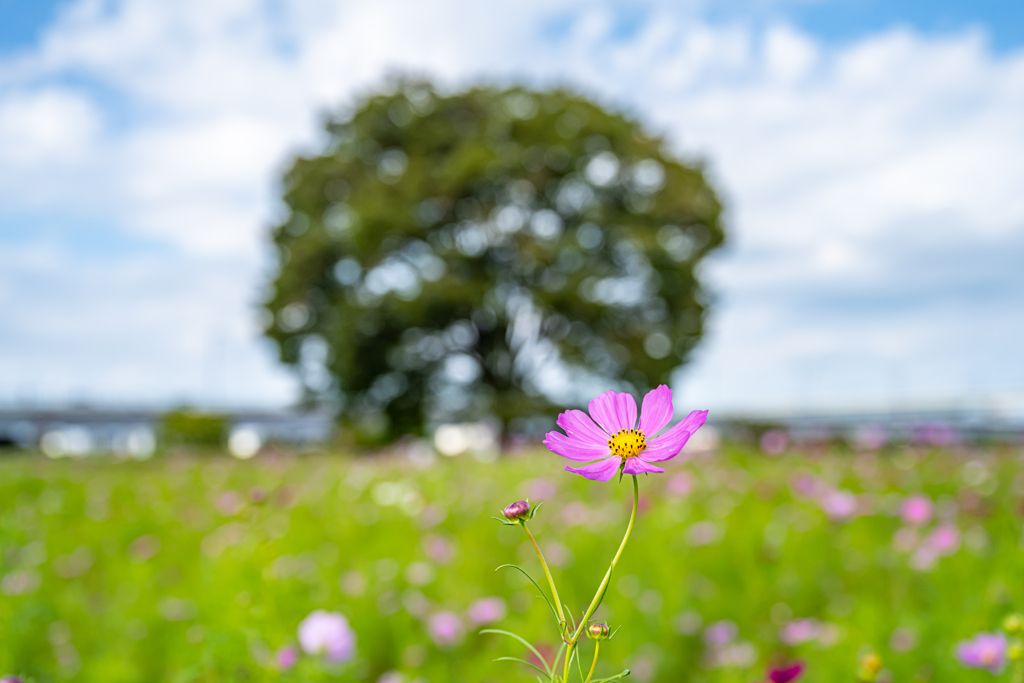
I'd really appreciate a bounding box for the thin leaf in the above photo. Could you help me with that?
[481,629,551,676]
[574,644,586,682]
[552,641,566,673]
[563,604,577,630]
[493,656,551,679]
[592,669,631,682]
[495,564,559,623]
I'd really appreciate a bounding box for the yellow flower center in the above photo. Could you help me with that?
[607,428,647,459]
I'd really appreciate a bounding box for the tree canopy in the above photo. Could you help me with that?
[263,82,725,443]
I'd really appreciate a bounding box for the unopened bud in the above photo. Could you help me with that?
[587,623,611,641]
[503,500,530,521]
[1008,639,1024,662]
[1004,613,1024,634]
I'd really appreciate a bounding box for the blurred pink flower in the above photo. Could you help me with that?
[703,620,738,646]
[666,472,693,497]
[467,597,507,625]
[854,424,888,450]
[925,523,961,556]
[215,490,245,515]
[780,619,821,646]
[900,495,933,526]
[544,386,707,481]
[560,501,591,526]
[428,611,464,647]
[423,534,455,564]
[767,660,805,683]
[276,646,299,671]
[957,632,1006,673]
[790,474,821,498]
[820,490,858,521]
[910,544,938,571]
[298,610,356,663]
[889,627,917,653]
[760,430,789,456]
[525,478,557,500]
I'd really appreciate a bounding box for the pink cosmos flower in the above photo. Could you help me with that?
[297,610,356,663]
[780,619,821,646]
[276,646,299,671]
[467,597,507,625]
[428,611,464,647]
[767,660,805,683]
[956,632,1006,673]
[900,495,933,526]
[925,523,961,555]
[820,489,858,521]
[544,386,708,482]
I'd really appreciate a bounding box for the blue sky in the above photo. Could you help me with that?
[2,0,1024,415]
[12,0,1023,55]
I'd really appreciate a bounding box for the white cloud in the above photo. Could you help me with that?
[2,0,1024,411]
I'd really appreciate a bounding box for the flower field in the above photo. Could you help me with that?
[1,441,1023,682]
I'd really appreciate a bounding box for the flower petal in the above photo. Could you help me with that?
[642,409,709,462]
[638,385,673,435]
[565,456,622,482]
[588,390,636,434]
[622,457,665,475]
[557,409,610,445]
[543,431,610,462]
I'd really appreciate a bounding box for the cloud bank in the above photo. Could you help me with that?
[2,0,1023,412]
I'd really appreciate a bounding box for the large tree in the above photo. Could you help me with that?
[264,82,724,443]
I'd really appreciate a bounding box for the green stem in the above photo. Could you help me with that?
[522,521,567,626]
[563,475,639,683]
[584,641,600,683]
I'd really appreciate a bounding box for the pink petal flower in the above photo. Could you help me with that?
[588,390,636,434]
[925,523,960,555]
[427,611,464,647]
[957,632,1006,673]
[623,457,665,475]
[467,597,507,625]
[276,646,299,671]
[638,385,673,435]
[768,660,805,683]
[298,610,356,663]
[546,390,707,481]
[565,456,622,482]
[643,410,709,462]
[543,431,609,461]
[900,495,933,526]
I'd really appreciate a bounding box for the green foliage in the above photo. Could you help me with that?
[263,81,725,442]
[1,447,1022,682]
[159,410,227,448]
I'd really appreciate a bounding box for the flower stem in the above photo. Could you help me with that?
[522,521,567,626]
[584,641,600,683]
[563,475,639,682]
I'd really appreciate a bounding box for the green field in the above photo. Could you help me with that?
[1,443,1022,682]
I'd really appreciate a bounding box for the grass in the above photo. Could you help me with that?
[1,442,1022,682]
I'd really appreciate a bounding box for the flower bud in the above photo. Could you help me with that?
[503,500,530,521]
[1004,613,1024,635]
[587,623,611,641]
[1009,639,1024,662]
